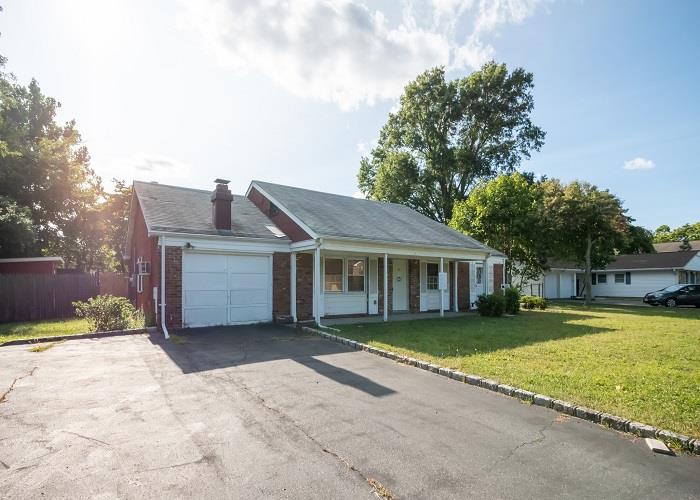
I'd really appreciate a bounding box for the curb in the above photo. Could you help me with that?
[0,327,154,347]
[301,325,700,456]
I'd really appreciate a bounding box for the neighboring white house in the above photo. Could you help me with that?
[517,251,700,299]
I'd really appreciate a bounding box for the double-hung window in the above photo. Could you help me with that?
[347,259,365,292]
[426,263,439,290]
[324,257,365,293]
[324,258,343,292]
[615,273,625,284]
[597,273,607,284]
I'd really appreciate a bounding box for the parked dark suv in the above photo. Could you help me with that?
[643,284,700,307]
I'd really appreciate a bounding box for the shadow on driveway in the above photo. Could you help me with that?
[150,324,396,398]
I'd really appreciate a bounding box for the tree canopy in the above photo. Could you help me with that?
[358,62,545,223]
[654,222,700,244]
[0,55,128,271]
[450,172,550,284]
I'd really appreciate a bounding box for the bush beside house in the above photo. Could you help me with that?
[73,295,144,332]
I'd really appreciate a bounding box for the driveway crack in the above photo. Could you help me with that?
[489,418,556,471]
[0,367,37,404]
[233,378,396,499]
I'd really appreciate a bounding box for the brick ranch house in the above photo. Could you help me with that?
[125,179,506,333]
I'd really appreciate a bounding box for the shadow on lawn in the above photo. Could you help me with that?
[338,311,617,358]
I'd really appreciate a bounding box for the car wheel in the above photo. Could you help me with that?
[665,298,677,307]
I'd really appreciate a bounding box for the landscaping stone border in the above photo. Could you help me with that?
[301,325,700,455]
[0,327,156,347]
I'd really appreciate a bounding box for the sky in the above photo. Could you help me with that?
[1,0,698,231]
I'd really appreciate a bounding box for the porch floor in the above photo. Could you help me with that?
[323,311,472,326]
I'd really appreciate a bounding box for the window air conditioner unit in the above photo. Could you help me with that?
[137,261,151,275]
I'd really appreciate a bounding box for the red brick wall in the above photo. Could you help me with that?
[273,252,291,320]
[295,253,313,320]
[493,263,504,294]
[458,262,470,310]
[408,259,420,313]
[164,246,182,330]
[129,196,160,321]
[247,187,311,242]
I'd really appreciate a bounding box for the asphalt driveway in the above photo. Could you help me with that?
[0,326,698,499]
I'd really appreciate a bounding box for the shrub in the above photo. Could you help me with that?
[521,295,547,310]
[475,293,505,317]
[504,286,521,314]
[73,295,143,332]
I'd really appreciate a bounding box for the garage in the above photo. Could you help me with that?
[182,252,272,327]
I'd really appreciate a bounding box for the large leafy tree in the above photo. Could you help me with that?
[0,56,113,270]
[618,225,655,254]
[0,196,36,257]
[450,172,551,285]
[543,180,629,306]
[358,62,545,223]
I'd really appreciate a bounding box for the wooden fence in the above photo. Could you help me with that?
[0,272,129,323]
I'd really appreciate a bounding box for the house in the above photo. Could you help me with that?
[0,257,64,274]
[518,251,700,299]
[125,179,506,331]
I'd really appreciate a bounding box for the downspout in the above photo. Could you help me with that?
[160,238,170,339]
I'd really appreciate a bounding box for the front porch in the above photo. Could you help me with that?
[288,239,505,323]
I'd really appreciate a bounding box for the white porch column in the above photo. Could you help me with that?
[383,253,388,322]
[290,252,297,322]
[440,257,444,317]
[314,247,321,324]
[453,261,459,312]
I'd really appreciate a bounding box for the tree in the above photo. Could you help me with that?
[544,180,629,306]
[101,179,132,272]
[358,62,545,223]
[0,57,110,269]
[618,225,655,254]
[654,222,700,244]
[0,196,36,257]
[450,172,550,286]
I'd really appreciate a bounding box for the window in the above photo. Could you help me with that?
[615,273,625,284]
[476,265,483,285]
[597,273,607,284]
[427,263,439,290]
[347,259,365,292]
[269,202,280,217]
[324,258,343,292]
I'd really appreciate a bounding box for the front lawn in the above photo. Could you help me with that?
[0,318,90,343]
[337,305,700,437]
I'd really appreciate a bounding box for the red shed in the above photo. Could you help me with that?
[0,257,64,274]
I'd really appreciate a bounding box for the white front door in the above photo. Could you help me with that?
[182,252,272,327]
[392,258,408,311]
[470,262,484,305]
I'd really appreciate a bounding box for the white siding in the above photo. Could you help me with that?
[324,293,367,316]
[592,270,678,297]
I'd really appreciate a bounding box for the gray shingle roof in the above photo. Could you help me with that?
[653,240,700,252]
[603,251,698,270]
[133,181,288,241]
[549,251,699,271]
[252,180,501,254]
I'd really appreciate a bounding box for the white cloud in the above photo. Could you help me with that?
[99,153,192,187]
[623,157,655,171]
[178,0,545,110]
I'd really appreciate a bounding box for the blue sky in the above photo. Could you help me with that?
[1,0,698,231]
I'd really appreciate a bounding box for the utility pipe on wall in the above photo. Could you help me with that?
[160,238,170,340]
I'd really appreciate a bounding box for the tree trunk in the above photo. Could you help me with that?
[584,233,593,306]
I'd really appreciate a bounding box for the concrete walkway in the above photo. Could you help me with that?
[1,326,698,498]
[324,310,471,326]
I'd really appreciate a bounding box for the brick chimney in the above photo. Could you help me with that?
[211,179,233,230]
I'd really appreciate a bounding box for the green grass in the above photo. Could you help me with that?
[337,304,700,437]
[0,318,90,343]
[29,341,64,352]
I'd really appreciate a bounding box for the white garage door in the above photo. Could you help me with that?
[182,253,272,327]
